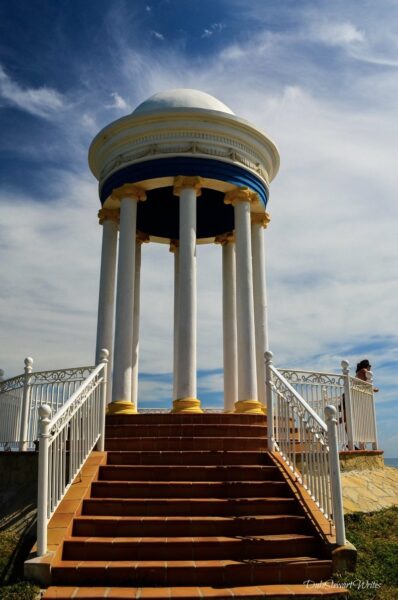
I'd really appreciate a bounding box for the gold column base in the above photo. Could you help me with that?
[171,397,203,413]
[234,399,265,415]
[107,400,137,415]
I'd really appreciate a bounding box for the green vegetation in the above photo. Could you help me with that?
[336,506,398,600]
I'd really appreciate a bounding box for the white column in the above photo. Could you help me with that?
[131,233,149,410]
[170,240,180,401]
[172,176,202,413]
[110,185,146,414]
[216,234,238,412]
[95,209,119,404]
[251,213,270,410]
[225,188,262,414]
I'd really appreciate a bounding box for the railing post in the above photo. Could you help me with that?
[325,405,346,546]
[341,360,354,450]
[265,351,274,451]
[37,404,52,557]
[19,357,33,451]
[0,369,4,382]
[368,371,378,450]
[97,349,109,452]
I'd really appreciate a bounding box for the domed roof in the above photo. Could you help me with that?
[133,88,234,115]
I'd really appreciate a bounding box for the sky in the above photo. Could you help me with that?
[0,0,397,457]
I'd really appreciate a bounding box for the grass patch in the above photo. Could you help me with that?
[335,506,398,599]
[0,521,39,600]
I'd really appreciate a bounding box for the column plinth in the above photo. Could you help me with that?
[225,188,264,415]
[109,185,146,415]
[172,177,202,414]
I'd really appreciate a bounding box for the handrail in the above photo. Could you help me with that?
[265,351,346,546]
[36,349,109,556]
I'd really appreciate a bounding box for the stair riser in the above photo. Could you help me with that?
[106,451,269,466]
[105,425,268,438]
[106,414,267,425]
[90,482,290,499]
[105,438,267,451]
[52,561,332,586]
[73,517,308,537]
[98,465,282,482]
[63,539,321,561]
[82,498,300,517]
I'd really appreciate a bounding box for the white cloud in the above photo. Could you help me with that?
[201,23,225,38]
[107,92,130,111]
[312,21,365,47]
[151,31,165,40]
[0,64,66,119]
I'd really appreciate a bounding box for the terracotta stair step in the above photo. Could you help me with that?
[82,497,300,517]
[105,437,267,452]
[43,584,349,599]
[51,557,333,586]
[98,465,282,482]
[90,481,290,499]
[62,534,322,561]
[106,413,267,425]
[106,450,269,466]
[105,424,267,438]
[73,514,309,537]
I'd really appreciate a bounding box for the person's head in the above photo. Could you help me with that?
[356,359,371,372]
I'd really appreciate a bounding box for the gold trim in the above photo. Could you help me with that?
[98,208,120,225]
[173,176,202,197]
[169,239,179,253]
[224,186,258,206]
[171,397,203,414]
[214,231,235,245]
[112,184,147,202]
[234,399,265,415]
[136,230,150,244]
[251,212,271,228]
[107,400,137,415]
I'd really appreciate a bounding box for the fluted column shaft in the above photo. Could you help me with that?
[251,213,270,410]
[172,176,202,413]
[110,185,146,414]
[225,188,262,414]
[170,241,180,400]
[96,210,119,404]
[131,234,149,409]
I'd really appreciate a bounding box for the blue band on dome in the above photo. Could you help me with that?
[100,157,268,206]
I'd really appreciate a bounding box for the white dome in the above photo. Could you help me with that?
[133,88,234,115]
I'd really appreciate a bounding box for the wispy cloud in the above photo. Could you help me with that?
[151,30,165,40]
[311,21,365,47]
[201,23,225,38]
[107,92,130,111]
[0,64,66,119]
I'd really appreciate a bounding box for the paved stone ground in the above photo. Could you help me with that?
[342,466,398,513]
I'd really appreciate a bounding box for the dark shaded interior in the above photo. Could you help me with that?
[137,186,235,239]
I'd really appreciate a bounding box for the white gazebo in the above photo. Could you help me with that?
[89,89,280,415]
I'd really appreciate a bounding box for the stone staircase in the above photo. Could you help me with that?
[43,413,347,599]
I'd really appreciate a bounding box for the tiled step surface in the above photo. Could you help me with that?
[49,413,335,598]
[44,584,348,599]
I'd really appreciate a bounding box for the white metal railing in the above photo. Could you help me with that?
[265,351,346,545]
[0,359,95,451]
[36,349,108,556]
[279,360,378,450]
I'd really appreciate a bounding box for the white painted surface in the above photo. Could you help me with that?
[131,240,142,408]
[112,197,138,403]
[95,219,118,402]
[176,187,197,399]
[234,201,258,401]
[172,247,180,400]
[133,88,234,115]
[222,241,238,411]
[252,221,268,407]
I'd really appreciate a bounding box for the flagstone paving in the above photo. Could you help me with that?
[342,466,398,513]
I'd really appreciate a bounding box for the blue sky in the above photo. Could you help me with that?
[0,0,397,456]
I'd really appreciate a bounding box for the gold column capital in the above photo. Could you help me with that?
[112,184,147,202]
[224,186,258,206]
[173,176,202,197]
[214,231,235,246]
[98,208,120,225]
[251,212,271,228]
[169,239,179,253]
[136,231,150,245]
